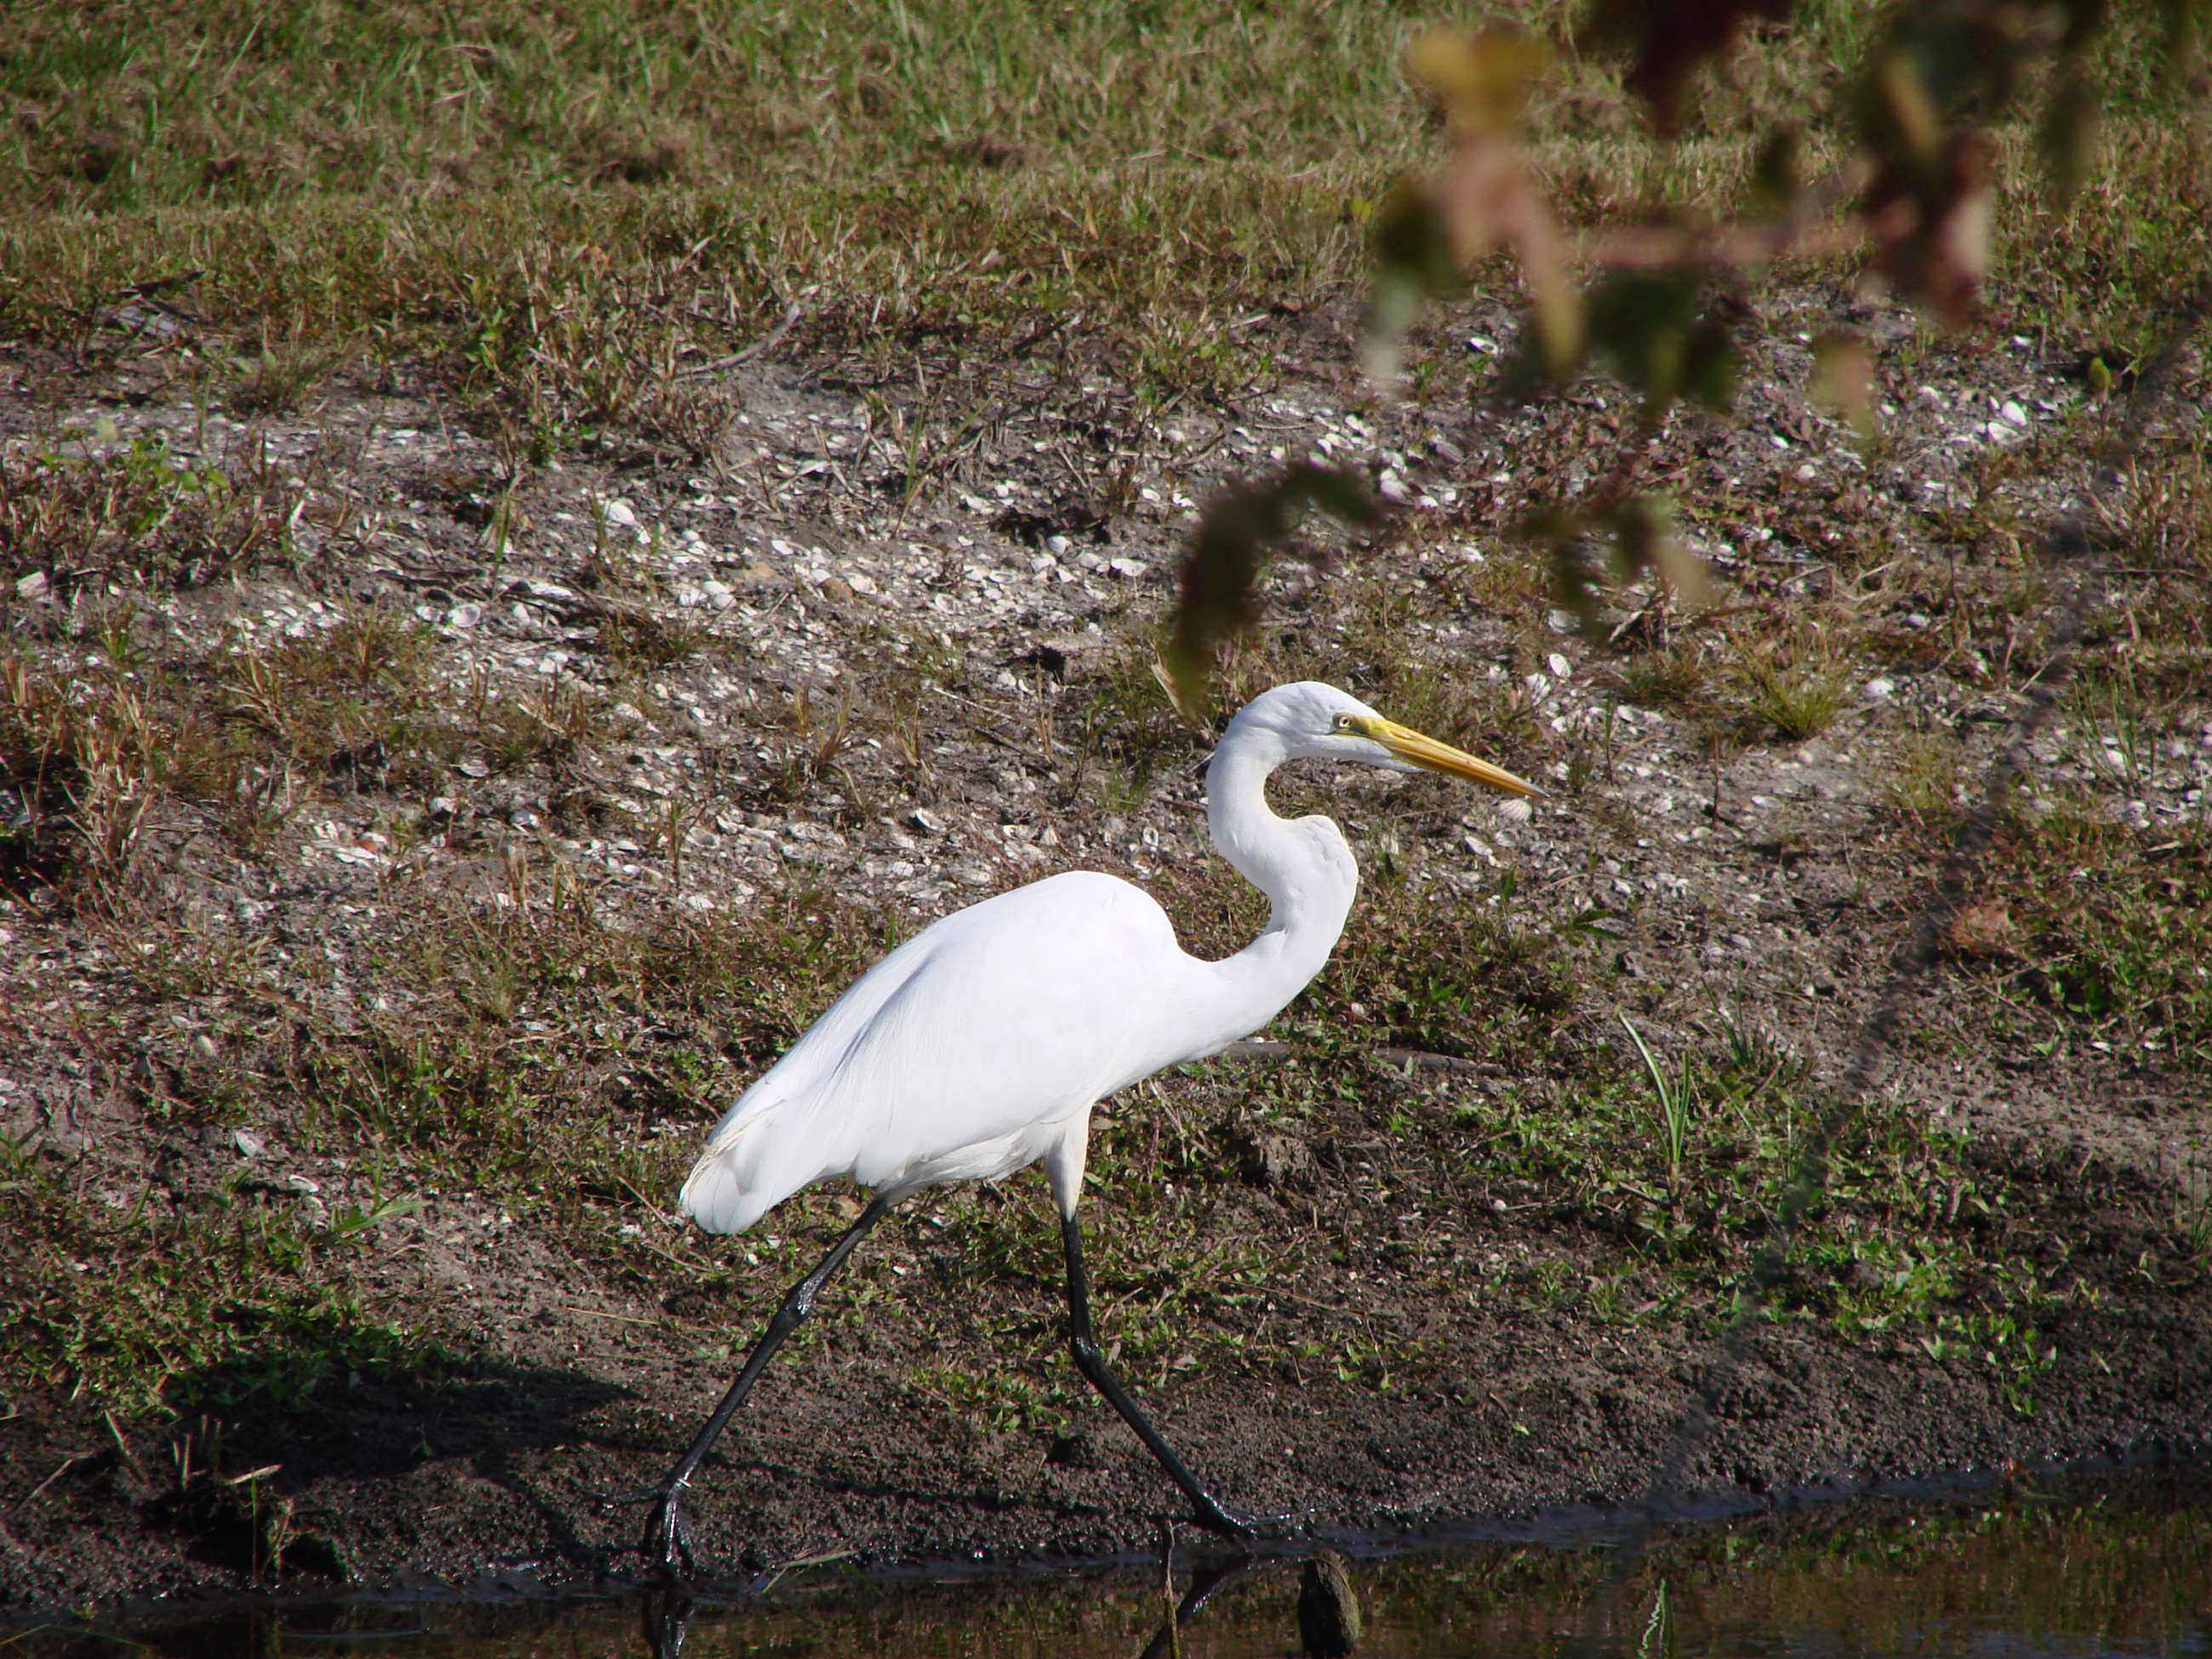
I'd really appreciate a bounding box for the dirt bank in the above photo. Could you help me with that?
[4,281,2209,1609]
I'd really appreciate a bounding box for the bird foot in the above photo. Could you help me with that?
[1191,1497,1310,1542]
[601,1478,698,1578]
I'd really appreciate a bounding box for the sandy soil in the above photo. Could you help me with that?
[3,287,2208,1611]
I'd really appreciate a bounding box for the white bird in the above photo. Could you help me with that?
[626,680,1537,1572]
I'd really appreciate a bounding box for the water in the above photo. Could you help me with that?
[20,1468,2210,1657]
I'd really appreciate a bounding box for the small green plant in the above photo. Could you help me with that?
[1925,1311,2058,1418]
[326,1193,425,1243]
[1621,1015,1690,1187]
[906,1365,1071,1437]
[1738,653,1849,742]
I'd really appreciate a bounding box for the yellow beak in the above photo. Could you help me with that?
[1350,715,1541,797]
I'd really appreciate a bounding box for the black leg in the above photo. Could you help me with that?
[1061,1211,1283,1538]
[640,1582,695,1659]
[624,1194,896,1575]
[1135,1555,1255,1659]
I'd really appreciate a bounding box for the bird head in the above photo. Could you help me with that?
[1228,681,1540,797]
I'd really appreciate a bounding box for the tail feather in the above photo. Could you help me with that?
[679,1147,767,1235]
[680,1100,812,1235]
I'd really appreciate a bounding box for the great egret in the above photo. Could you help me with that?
[626,680,1537,1572]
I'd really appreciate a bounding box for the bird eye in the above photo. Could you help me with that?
[1332,715,1352,732]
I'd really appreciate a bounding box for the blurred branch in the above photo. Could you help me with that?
[1158,464,1382,723]
[1163,0,2203,698]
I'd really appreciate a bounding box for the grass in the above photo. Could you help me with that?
[1,602,467,897]
[1880,438,2212,1070]
[1980,800,2212,1066]
[291,871,903,1210]
[0,2,1428,211]
[16,558,2179,1436]
[0,430,301,598]
[1734,646,1850,743]
[0,862,909,1421]
[0,1,2201,458]
[220,613,448,788]
[1620,1014,1690,1186]
[327,809,2072,1430]
[1611,638,1713,715]
[0,0,2206,1519]
[0,1132,438,1418]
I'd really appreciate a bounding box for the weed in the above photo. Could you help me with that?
[598,604,708,678]
[481,667,611,774]
[0,653,163,904]
[1620,1015,1692,1188]
[1611,639,1713,714]
[0,433,301,602]
[2175,1154,2212,1272]
[906,1366,1072,1440]
[1924,1311,2058,1418]
[0,1140,438,1418]
[1733,641,1850,743]
[220,612,444,789]
[1986,801,2212,1064]
[1881,729,1968,828]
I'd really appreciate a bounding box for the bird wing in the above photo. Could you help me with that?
[681,871,1193,1234]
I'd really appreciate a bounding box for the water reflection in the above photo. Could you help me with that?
[1296,1553,1363,1658]
[14,1467,2210,1658]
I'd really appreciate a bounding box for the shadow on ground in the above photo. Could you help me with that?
[94,1347,634,1584]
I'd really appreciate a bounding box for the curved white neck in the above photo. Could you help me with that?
[1195,738,1360,1045]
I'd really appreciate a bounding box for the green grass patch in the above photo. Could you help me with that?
[0,2,2201,453]
[1988,801,2212,1066]
[0,1137,438,1418]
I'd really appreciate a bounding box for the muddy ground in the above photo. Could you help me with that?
[3,280,2209,1612]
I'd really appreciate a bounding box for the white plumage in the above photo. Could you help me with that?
[630,680,1537,1572]
[680,870,1188,1233]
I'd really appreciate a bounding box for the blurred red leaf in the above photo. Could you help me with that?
[1407,26,1552,136]
[1395,29,1583,381]
[1810,329,1877,439]
[1160,464,1382,719]
[1519,493,1710,641]
[1865,133,1992,325]
[2037,65,2099,205]
[1582,0,1796,136]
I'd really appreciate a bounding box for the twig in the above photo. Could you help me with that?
[562,1306,661,1327]
[1219,1038,1293,1062]
[20,1457,82,1508]
[679,301,805,379]
[1376,1046,1500,1077]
